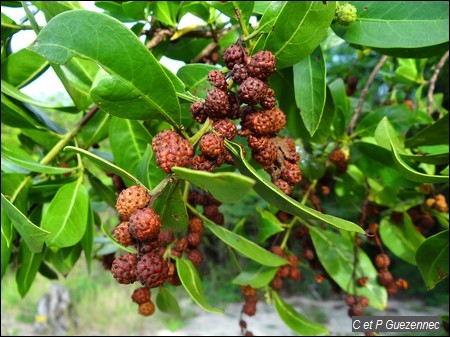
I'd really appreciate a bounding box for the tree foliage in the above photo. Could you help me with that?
[1,1,448,335]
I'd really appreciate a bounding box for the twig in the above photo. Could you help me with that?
[347,55,389,136]
[145,28,173,49]
[191,42,218,63]
[144,26,234,50]
[427,50,449,117]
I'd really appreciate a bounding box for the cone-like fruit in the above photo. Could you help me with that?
[135,251,169,288]
[138,301,156,316]
[111,253,137,284]
[115,185,150,220]
[131,287,151,304]
[152,130,194,173]
[128,207,162,242]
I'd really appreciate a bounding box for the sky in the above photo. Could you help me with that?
[2,1,203,104]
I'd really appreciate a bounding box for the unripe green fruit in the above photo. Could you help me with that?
[334,3,357,26]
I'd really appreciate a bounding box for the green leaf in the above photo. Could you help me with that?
[1,208,14,252]
[272,291,329,336]
[329,78,350,138]
[259,2,336,68]
[172,167,255,204]
[355,105,420,137]
[257,209,284,244]
[153,1,178,27]
[81,205,95,273]
[1,12,20,40]
[395,58,423,84]
[1,48,48,88]
[1,146,75,175]
[253,1,274,15]
[1,80,76,110]
[153,181,189,233]
[309,226,388,310]
[109,117,151,177]
[334,2,449,57]
[293,47,326,136]
[232,262,278,289]
[64,146,144,186]
[33,1,83,21]
[269,68,300,137]
[351,142,415,188]
[156,286,182,319]
[57,58,99,110]
[135,145,166,190]
[15,242,44,298]
[335,166,367,220]
[41,178,89,248]
[199,211,289,267]
[379,214,425,265]
[390,140,449,183]
[415,230,448,290]
[80,109,110,148]
[1,194,49,253]
[87,173,116,209]
[207,1,254,24]
[400,152,449,165]
[46,244,82,275]
[374,117,404,152]
[176,257,224,314]
[100,222,136,254]
[1,95,66,134]
[405,114,449,148]
[176,64,217,98]
[1,230,12,279]
[1,173,31,213]
[294,85,336,143]
[29,10,181,128]
[226,141,365,234]
[38,261,59,280]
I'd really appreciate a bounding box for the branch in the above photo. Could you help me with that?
[191,42,218,63]
[145,28,173,49]
[427,50,449,117]
[144,26,235,50]
[347,55,389,136]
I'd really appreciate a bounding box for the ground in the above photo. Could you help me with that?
[2,294,447,336]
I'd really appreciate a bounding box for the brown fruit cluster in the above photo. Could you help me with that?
[188,189,224,225]
[239,286,257,336]
[424,194,448,213]
[241,285,258,317]
[131,287,155,317]
[111,185,182,316]
[269,246,301,290]
[189,42,302,196]
[328,148,348,174]
[345,294,370,317]
[374,252,407,296]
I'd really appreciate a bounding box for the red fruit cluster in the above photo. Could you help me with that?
[270,246,301,290]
